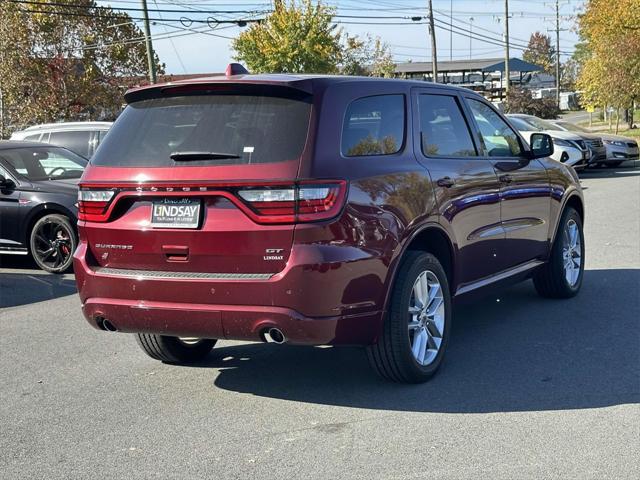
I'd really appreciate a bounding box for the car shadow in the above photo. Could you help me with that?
[192,268,639,414]
[0,271,77,308]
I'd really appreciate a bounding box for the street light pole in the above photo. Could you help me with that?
[140,0,157,84]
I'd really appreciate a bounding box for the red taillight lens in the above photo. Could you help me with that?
[237,181,346,224]
[77,190,115,221]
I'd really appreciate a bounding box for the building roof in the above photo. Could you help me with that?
[395,57,544,74]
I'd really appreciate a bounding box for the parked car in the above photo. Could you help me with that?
[549,120,639,167]
[74,69,585,383]
[10,121,112,159]
[0,141,85,273]
[508,114,607,167]
[506,114,590,170]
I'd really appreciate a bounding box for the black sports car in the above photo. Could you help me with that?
[0,141,86,273]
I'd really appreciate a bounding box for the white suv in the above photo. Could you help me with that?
[11,121,112,159]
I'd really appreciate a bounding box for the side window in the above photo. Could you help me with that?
[418,94,477,157]
[48,130,91,158]
[23,134,42,142]
[342,95,404,157]
[38,152,85,176]
[467,99,522,157]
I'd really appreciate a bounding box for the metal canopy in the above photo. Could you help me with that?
[395,57,543,74]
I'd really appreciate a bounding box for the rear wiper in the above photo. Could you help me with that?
[170,151,240,161]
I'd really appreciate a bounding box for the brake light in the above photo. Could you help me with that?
[237,181,346,224]
[77,190,114,221]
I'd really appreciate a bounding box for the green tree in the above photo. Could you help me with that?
[522,32,556,75]
[0,0,163,138]
[232,0,342,74]
[342,34,395,78]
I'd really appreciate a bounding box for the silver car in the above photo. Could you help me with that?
[10,121,112,159]
[551,120,639,167]
[510,114,607,167]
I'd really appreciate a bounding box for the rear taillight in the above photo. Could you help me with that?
[237,181,346,224]
[77,190,114,221]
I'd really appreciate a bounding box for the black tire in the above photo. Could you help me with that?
[367,251,452,383]
[29,214,76,273]
[533,207,585,298]
[135,334,216,364]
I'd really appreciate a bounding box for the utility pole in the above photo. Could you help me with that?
[450,0,453,61]
[554,0,561,108]
[140,0,157,83]
[469,17,474,60]
[504,0,510,95]
[428,0,438,82]
[546,0,567,108]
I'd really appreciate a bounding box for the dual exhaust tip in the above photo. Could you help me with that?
[96,315,286,344]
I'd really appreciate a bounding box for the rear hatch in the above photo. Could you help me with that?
[79,84,317,275]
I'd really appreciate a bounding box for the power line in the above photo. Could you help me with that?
[14,7,262,24]
[4,0,269,14]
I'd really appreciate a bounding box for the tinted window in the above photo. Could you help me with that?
[342,95,404,156]
[508,116,537,133]
[0,147,87,181]
[49,130,91,158]
[468,100,522,157]
[419,94,476,157]
[92,94,311,167]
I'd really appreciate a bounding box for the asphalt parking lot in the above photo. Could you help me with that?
[1,165,638,479]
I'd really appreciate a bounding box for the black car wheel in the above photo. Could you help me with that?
[533,207,585,298]
[29,214,76,273]
[136,334,217,363]
[367,251,451,383]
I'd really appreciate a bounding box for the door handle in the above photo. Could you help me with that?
[436,177,455,188]
[162,245,189,262]
[499,174,513,184]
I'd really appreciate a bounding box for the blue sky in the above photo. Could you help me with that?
[98,0,585,74]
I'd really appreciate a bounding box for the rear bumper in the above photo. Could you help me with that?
[73,241,387,345]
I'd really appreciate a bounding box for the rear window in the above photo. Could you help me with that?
[91,93,312,167]
[341,95,405,157]
[49,130,92,158]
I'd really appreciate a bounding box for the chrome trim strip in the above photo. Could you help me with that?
[0,248,29,255]
[93,267,274,280]
[455,260,544,296]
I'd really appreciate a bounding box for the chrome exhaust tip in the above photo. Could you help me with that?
[264,327,286,344]
[96,316,118,332]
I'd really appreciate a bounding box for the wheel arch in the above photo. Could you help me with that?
[550,193,584,246]
[382,223,457,314]
[24,203,77,248]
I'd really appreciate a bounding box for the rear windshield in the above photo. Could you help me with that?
[91,93,312,167]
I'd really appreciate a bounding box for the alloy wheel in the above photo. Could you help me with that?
[32,219,73,270]
[562,219,582,287]
[407,270,446,366]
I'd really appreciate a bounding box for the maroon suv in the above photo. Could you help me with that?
[74,68,585,383]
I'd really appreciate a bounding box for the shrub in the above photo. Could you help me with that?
[504,88,561,119]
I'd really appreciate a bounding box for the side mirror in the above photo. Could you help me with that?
[0,174,15,190]
[529,133,554,159]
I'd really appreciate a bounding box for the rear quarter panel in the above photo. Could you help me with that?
[299,81,440,316]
